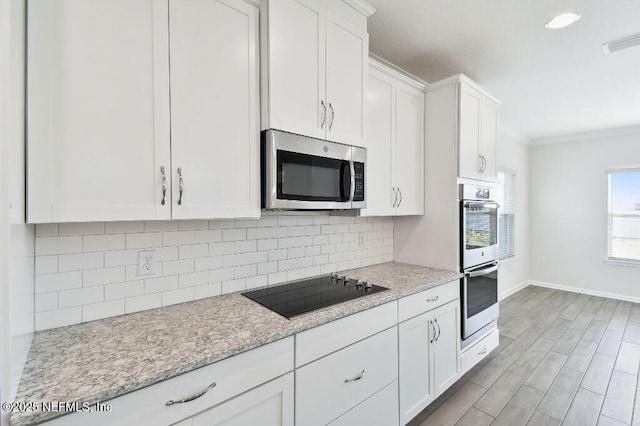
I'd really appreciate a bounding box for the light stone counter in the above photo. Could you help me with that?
[11,262,461,425]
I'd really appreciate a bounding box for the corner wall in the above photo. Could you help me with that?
[530,130,640,301]
[498,132,531,299]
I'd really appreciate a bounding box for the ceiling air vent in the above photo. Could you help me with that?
[602,33,640,54]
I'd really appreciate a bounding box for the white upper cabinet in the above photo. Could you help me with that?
[27,0,260,223]
[27,0,172,223]
[457,77,499,182]
[261,0,373,147]
[362,60,424,217]
[169,0,260,220]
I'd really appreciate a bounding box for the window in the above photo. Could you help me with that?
[498,171,515,259]
[607,169,640,263]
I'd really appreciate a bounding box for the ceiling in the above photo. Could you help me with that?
[365,0,640,142]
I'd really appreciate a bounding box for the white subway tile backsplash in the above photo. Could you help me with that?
[105,221,144,234]
[36,223,59,237]
[59,286,104,308]
[179,244,209,260]
[163,259,194,276]
[193,230,222,244]
[58,252,104,272]
[36,236,82,256]
[222,228,246,242]
[162,288,194,307]
[105,281,144,301]
[126,233,162,249]
[35,256,58,275]
[145,275,179,294]
[194,256,222,272]
[36,307,82,330]
[36,272,82,294]
[83,234,125,252]
[59,222,105,236]
[35,293,58,312]
[125,294,162,314]
[194,283,222,299]
[145,221,179,232]
[83,300,125,322]
[33,215,393,330]
[83,267,126,287]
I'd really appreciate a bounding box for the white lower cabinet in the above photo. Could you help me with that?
[296,326,399,426]
[398,281,461,425]
[461,328,499,375]
[173,373,294,426]
[328,381,399,426]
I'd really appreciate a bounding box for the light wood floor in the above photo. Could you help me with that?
[408,285,640,426]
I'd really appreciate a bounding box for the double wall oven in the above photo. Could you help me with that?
[460,184,500,348]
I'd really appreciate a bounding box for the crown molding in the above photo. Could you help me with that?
[531,124,640,146]
[343,0,376,17]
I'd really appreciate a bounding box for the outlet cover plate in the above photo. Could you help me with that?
[138,250,156,276]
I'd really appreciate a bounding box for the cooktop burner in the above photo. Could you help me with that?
[242,274,389,319]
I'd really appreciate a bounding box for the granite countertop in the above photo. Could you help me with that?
[11,262,461,425]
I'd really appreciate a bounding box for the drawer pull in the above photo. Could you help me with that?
[165,382,216,406]
[478,348,487,355]
[344,369,367,383]
[426,296,439,303]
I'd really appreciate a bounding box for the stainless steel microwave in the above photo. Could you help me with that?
[261,129,366,210]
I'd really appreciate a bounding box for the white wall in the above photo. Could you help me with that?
[530,130,640,301]
[497,131,531,298]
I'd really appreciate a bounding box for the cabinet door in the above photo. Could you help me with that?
[480,98,499,182]
[173,373,294,426]
[458,83,482,181]
[325,0,368,147]
[432,300,460,396]
[395,82,424,216]
[27,0,171,223]
[328,381,399,426]
[361,67,395,217]
[169,0,260,219]
[264,0,325,140]
[398,313,433,425]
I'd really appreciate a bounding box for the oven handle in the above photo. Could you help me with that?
[464,202,500,209]
[466,263,500,277]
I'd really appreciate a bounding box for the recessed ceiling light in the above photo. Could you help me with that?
[603,33,640,54]
[545,12,581,29]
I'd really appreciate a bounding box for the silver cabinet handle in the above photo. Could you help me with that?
[166,382,216,406]
[478,348,487,355]
[160,166,167,205]
[392,187,398,208]
[344,368,366,383]
[481,155,487,173]
[398,188,403,207]
[435,318,441,341]
[328,102,335,130]
[478,154,484,173]
[177,167,184,206]
[430,320,436,343]
[426,295,439,303]
[320,101,326,129]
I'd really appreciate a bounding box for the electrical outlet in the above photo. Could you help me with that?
[358,232,365,248]
[138,250,156,276]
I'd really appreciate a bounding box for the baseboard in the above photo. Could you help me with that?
[499,281,530,300]
[529,280,640,304]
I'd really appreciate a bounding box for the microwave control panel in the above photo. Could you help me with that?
[353,162,365,202]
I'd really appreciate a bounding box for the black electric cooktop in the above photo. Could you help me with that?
[242,274,389,319]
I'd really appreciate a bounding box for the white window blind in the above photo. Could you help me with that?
[498,171,515,259]
[607,169,640,262]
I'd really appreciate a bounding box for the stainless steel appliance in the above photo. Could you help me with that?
[261,129,366,210]
[242,274,388,319]
[459,184,500,347]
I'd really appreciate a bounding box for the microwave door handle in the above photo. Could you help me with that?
[466,263,500,278]
[349,161,355,202]
[340,162,352,202]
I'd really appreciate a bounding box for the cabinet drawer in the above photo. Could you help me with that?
[296,327,398,426]
[44,337,294,426]
[460,328,499,374]
[328,380,399,426]
[398,280,459,322]
[296,301,397,367]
